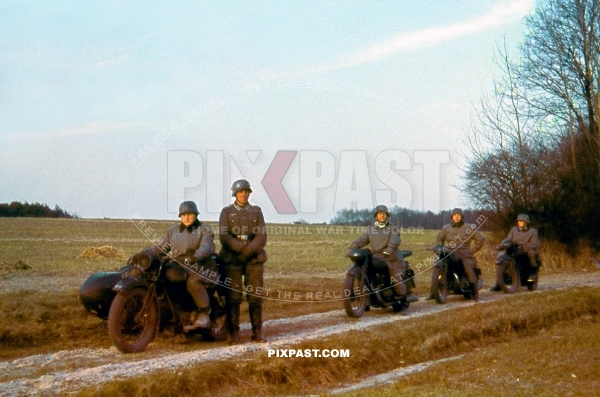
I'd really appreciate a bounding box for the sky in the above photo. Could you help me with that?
[0,0,535,223]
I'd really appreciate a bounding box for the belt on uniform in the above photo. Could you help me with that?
[236,234,254,241]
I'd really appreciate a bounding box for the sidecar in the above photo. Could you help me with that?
[79,265,133,319]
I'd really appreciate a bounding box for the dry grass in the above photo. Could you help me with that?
[77,246,129,261]
[0,260,31,276]
[0,290,108,359]
[72,287,600,397]
[347,315,600,397]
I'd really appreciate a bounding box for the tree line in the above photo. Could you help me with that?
[0,202,78,218]
[463,0,600,251]
[329,206,495,230]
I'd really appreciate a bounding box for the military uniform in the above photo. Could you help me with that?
[502,225,540,269]
[219,200,268,343]
[349,222,409,297]
[435,221,485,284]
[491,214,540,292]
[145,218,217,310]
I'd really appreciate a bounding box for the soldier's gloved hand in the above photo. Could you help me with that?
[175,254,198,266]
[239,245,253,261]
[128,252,152,269]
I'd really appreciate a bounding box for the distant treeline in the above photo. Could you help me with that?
[329,206,496,231]
[0,202,78,218]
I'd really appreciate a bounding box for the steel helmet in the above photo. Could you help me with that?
[517,214,530,223]
[178,201,199,216]
[373,205,390,218]
[231,179,253,197]
[451,208,463,217]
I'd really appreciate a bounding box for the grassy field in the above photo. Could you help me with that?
[0,218,599,396]
[1,217,594,278]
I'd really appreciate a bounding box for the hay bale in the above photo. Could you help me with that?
[78,246,129,261]
[12,260,31,270]
[0,260,31,272]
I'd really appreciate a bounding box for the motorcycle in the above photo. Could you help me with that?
[343,248,418,318]
[79,257,227,353]
[495,239,540,293]
[428,245,483,304]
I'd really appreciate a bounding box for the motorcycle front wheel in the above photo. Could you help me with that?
[496,262,520,293]
[527,269,539,291]
[203,312,228,341]
[108,287,158,353]
[343,274,366,318]
[431,267,448,304]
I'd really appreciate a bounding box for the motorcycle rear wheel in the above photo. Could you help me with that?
[431,267,448,304]
[108,287,158,353]
[496,262,520,293]
[343,274,366,318]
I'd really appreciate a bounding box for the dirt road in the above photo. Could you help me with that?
[0,272,598,396]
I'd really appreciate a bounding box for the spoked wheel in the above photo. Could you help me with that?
[108,288,158,353]
[496,262,520,293]
[343,274,367,318]
[203,311,228,341]
[431,267,448,304]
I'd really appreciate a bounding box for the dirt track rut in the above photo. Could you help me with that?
[0,273,599,396]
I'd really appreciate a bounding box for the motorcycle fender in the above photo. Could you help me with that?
[433,260,446,269]
[346,264,362,277]
[113,277,150,293]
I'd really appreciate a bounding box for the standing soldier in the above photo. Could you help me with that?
[433,208,485,301]
[219,179,268,344]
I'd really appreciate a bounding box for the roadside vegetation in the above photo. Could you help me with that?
[72,287,600,397]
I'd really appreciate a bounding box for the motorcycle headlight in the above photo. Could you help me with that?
[348,249,368,263]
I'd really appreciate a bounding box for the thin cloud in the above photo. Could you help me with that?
[3,121,152,141]
[298,0,534,76]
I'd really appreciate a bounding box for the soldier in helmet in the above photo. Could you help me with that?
[490,214,540,291]
[128,201,218,330]
[348,205,416,314]
[433,208,485,301]
[219,179,268,344]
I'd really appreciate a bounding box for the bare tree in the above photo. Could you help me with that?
[519,0,600,180]
[464,40,556,227]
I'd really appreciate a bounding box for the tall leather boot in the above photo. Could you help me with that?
[249,304,267,343]
[227,302,241,345]
[470,283,480,302]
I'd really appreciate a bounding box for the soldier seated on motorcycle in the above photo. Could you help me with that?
[348,205,414,314]
[128,201,219,331]
[429,208,485,301]
[490,213,540,291]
